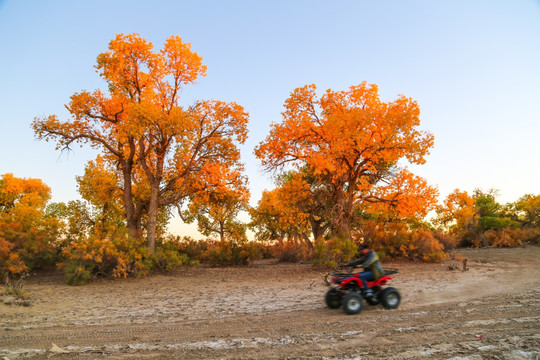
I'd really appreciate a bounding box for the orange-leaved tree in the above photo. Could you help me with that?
[0,173,59,276]
[183,177,250,242]
[33,34,249,252]
[255,83,437,238]
[249,170,319,250]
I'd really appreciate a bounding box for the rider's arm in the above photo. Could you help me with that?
[347,254,367,268]
[357,251,376,267]
[346,259,361,267]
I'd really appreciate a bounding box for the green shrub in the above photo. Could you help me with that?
[312,235,357,268]
[153,237,199,271]
[63,261,94,286]
[168,236,207,262]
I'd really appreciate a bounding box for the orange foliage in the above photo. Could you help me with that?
[366,169,439,220]
[355,221,448,262]
[251,172,312,241]
[0,174,57,276]
[75,156,126,236]
[0,173,50,211]
[255,82,437,234]
[77,156,121,208]
[0,237,28,275]
[33,33,249,252]
[256,83,433,173]
[270,239,309,263]
[434,189,478,234]
[434,189,530,248]
[484,229,526,248]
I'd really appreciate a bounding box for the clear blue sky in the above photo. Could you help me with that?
[1,0,539,237]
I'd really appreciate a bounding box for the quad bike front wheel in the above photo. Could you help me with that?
[380,287,401,309]
[325,288,342,309]
[342,292,364,315]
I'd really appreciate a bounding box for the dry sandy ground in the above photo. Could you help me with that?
[1,246,539,359]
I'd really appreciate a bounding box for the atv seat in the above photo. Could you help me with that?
[383,268,399,276]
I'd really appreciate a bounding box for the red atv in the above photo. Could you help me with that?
[324,268,401,314]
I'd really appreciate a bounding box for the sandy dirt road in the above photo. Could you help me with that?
[1,246,539,359]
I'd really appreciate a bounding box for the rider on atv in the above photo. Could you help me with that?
[346,244,383,298]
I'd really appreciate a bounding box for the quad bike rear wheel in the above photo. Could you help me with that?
[342,292,363,315]
[380,287,401,309]
[325,288,342,309]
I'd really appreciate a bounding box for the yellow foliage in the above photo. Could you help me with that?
[355,221,448,262]
[434,189,478,234]
[0,174,57,276]
[61,234,151,285]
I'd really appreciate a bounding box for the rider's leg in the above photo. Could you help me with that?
[359,271,375,296]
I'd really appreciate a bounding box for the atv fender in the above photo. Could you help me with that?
[341,278,361,289]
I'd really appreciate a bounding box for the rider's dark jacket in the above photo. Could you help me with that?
[347,250,384,280]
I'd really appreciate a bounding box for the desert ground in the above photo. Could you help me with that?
[1,245,539,359]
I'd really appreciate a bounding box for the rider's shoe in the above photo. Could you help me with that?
[364,288,374,297]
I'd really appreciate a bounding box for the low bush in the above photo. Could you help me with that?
[433,231,458,251]
[165,236,207,262]
[60,232,152,285]
[202,239,264,266]
[459,227,539,248]
[408,228,448,262]
[153,237,199,271]
[0,221,58,277]
[484,228,523,248]
[354,221,449,263]
[0,237,28,276]
[270,239,309,263]
[2,273,30,300]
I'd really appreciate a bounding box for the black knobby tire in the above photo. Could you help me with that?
[380,287,401,310]
[325,288,342,309]
[342,292,363,315]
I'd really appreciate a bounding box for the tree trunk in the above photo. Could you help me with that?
[146,182,160,253]
[309,215,329,241]
[330,184,354,239]
[121,162,140,240]
[301,233,315,252]
[219,222,225,242]
[99,202,109,235]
